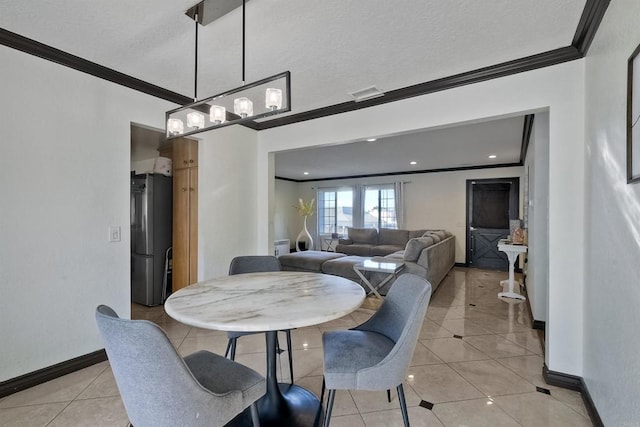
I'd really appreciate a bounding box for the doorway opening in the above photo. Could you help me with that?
[466,178,519,270]
[129,124,200,309]
[130,123,173,307]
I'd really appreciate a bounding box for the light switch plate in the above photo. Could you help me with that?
[109,226,121,242]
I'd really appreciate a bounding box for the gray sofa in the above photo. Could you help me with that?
[379,230,455,293]
[335,227,427,256]
[279,229,455,294]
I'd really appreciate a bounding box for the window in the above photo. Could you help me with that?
[317,188,353,236]
[317,183,401,235]
[364,185,397,229]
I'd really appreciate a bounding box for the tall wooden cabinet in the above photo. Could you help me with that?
[171,138,198,292]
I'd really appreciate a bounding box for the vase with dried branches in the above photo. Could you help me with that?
[294,198,315,251]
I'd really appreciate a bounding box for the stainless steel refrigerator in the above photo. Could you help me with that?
[131,173,172,306]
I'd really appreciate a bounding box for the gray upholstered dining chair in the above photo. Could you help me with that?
[225,255,294,383]
[95,305,265,427]
[320,274,432,427]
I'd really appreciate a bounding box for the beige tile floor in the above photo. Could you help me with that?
[0,267,593,426]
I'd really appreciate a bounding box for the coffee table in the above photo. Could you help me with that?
[353,257,405,300]
[164,271,365,426]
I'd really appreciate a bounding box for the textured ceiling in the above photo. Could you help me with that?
[0,0,585,115]
[275,115,526,180]
[0,1,586,178]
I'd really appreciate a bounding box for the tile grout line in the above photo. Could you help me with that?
[44,400,75,427]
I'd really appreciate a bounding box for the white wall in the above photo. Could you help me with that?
[283,166,523,262]
[524,112,550,323]
[198,125,260,280]
[274,179,300,246]
[583,0,640,423]
[0,46,175,381]
[130,126,162,162]
[130,148,159,163]
[259,59,585,376]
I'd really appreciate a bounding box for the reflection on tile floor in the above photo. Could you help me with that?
[0,267,593,426]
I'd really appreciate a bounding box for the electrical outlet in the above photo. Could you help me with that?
[109,226,121,242]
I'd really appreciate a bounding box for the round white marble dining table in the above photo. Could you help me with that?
[164,271,366,427]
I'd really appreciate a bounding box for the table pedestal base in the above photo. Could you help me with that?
[228,330,323,427]
[258,383,322,426]
[498,291,526,300]
[498,279,526,300]
[227,383,322,427]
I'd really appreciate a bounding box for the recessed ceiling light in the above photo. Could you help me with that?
[410,161,417,165]
[303,171,309,175]
[488,154,497,159]
[366,138,377,142]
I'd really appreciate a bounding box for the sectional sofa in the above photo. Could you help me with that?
[278,227,455,294]
[335,227,428,256]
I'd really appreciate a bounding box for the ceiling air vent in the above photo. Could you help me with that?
[348,86,384,102]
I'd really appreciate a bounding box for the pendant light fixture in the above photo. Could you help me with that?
[166,0,290,139]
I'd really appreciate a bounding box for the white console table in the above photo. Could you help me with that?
[497,240,528,301]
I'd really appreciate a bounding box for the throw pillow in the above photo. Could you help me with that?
[433,230,447,239]
[403,236,434,262]
[409,229,427,239]
[424,229,450,240]
[423,233,441,243]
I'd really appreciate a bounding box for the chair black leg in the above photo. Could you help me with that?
[323,389,336,427]
[249,402,260,427]
[397,384,410,427]
[285,330,294,384]
[387,389,391,402]
[230,338,237,360]
[320,377,326,406]
[224,339,232,358]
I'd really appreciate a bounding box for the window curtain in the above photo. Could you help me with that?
[314,187,326,245]
[353,184,364,228]
[394,181,406,229]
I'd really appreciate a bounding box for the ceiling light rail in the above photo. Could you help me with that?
[166,71,290,139]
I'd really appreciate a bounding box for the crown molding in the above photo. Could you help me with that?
[276,162,522,183]
[0,27,192,105]
[258,47,580,130]
[520,114,535,163]
[258,0,609,130]
[0,0,609,129]
[572,0,611,55]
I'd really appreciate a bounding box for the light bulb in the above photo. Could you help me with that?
[167,118,184,135]
[210,105,226,124]
[186,112,205,129]
[234,97,253,118]
[265,88,283,110]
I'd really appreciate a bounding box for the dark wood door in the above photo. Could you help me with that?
[466,179,519,270]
